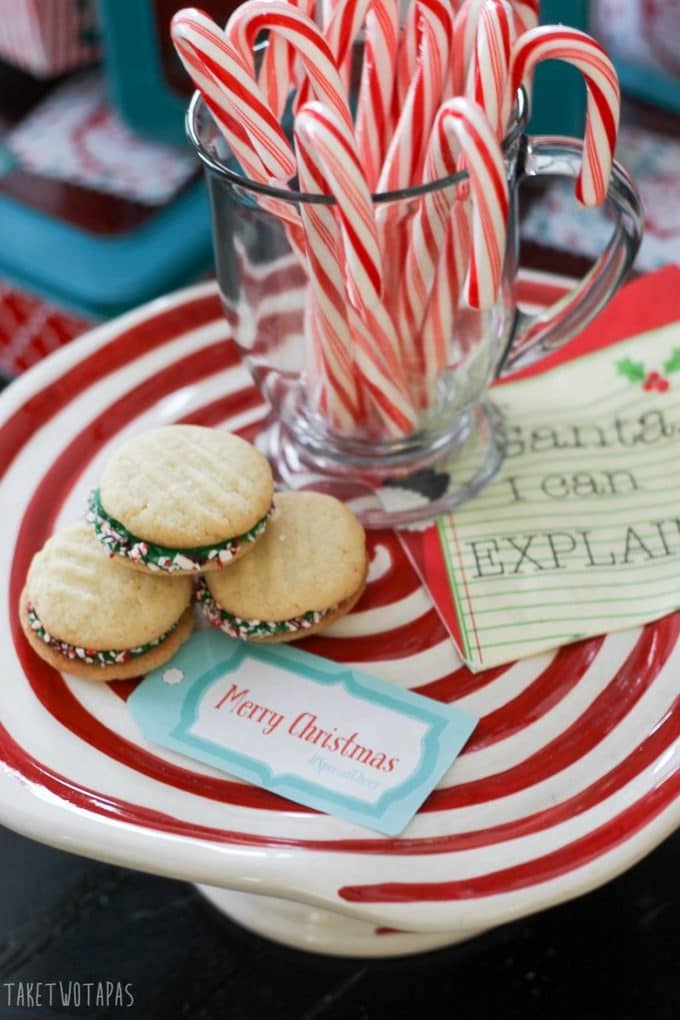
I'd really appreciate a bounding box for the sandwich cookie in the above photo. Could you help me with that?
[197,491,368,643]
[87,425,274,574]
[20,521,194,680]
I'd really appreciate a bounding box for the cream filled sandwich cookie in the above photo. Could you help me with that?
[20,521,194,680]
[197,491,368,643]
[87,425,274,574]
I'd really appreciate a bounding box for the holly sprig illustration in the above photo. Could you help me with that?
[617,354,672,392]
[616,358,645,383]
[663,348,680,374]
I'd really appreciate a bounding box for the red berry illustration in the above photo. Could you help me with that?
[619,352,675,392]
[642,371,670,392]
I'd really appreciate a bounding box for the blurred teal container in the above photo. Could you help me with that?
[528,0,589,136]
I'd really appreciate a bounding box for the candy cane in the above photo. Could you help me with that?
[419,200,472,390]
[510,0,539,34]
[468,0,515,137]
[504,0,539,124]
[300,0,399,189]
[321,0,342,24]
[294,0,370,111]
[377,0,454,192]
[174,31,267,182]
[451,0,485,96]
[355,0,400,189]
[396,97,495,391]
[396,152,459,383]
[257,29,291,119]
[396,0,419,103]
[400,0,467,101]
[171,9,296,182]
[510,26,621,206]
[317,0,353,94]
[256,0,317,118]
[226,2,354,130]
[295,102,417,435]
[325,0,362,88]
[427,98,509,313]
[296,140,362,431]
[172,8,309,269]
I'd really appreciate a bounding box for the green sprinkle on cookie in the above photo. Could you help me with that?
[87,489,272,574]
[196,577,333,639]
[26,602,175,666]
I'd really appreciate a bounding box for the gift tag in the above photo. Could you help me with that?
[128,630,478,836]
[401,313,680,670]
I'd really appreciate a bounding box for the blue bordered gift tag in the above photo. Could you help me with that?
[129,631,477,836]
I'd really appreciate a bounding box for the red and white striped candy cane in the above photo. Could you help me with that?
[451,0,484,97]
[324,0,362,89]
[510,0,539,34]
[468,0,515,137]
[396,0,419,103]
[396,138,459,383]
[172,6,307,266]
[174,8,353,426]
[426,97,509,312]
[255,0,318,118]
[301,0,399,190]
[398,96,504,392]
[257,26,291,121]
[320,0,342,24]
[317,0,350,91]
[419,200,472,387]
[505,0,539,125]
[172,45,310,280]
[295,101,417,436]
[226,2,354,130]
[510,26,621,206]
[375,0,454,350]
[400,0,467,101]
[295,139,362,432]
[171,9,296,183]
[174,31,266,181]
[377,0,454,192]
[294,0,370,110]
[355,0,400,189]
[345,304,416,434]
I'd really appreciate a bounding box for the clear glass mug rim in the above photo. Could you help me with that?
[186,87,529,207]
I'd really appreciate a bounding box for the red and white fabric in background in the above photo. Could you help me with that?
[0,0,100,78]
[591,0,680,79]
[0,281,91,377]
[6,73,198,206]
[521,125,680,272]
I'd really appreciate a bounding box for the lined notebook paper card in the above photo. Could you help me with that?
[401,316,680,671]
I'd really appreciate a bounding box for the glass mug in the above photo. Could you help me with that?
[187,86,642,528]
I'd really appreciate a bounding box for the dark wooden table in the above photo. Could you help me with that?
[0,823,678,1019]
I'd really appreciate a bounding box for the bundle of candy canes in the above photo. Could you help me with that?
[172,0,621,438]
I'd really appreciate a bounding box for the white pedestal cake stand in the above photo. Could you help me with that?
[1,276,678,957]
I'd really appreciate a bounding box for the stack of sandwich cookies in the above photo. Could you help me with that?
[20,521,194,680]
[197,491,368,643]
[20,429,368,681]
[87,425,274,574]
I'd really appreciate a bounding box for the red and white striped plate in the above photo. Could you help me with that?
[1,273,678,951]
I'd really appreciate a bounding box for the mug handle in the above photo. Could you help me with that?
[497,135,644,378]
